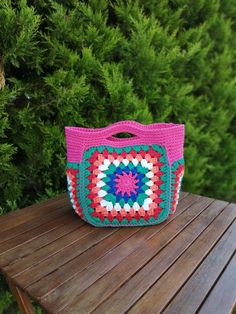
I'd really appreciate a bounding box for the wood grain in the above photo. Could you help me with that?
[77,202,225,313]
[2,219,83,271]
[0,205,74,245]
[0,212,78,256]
[1,192,235,314]
[0,193,69,231]
[41,196,213,313]
[26,193,197,300]
[1,223,92,276]
[6,276,35,314]
[163,215,236,314]
[11,225,119,288]
[129,205,235,314]
[198,252,236,314]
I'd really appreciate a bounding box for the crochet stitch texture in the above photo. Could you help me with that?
[66,121,185,227]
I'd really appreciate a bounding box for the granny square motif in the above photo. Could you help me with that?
[65,121,185,227]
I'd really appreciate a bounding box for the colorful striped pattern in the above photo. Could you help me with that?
[66,144,181,227]
[170,159,184,216]
[66,163,84,219]
[65,121,185,227]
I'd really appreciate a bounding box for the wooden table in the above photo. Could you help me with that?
[0,192,235,314]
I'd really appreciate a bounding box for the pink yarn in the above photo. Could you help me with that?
[115,171,138,196]
[65,121,185,165]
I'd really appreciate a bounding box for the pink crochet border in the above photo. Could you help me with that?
[65,121,185,165]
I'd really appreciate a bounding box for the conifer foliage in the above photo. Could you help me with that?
[1,0,236,217]
[1,0,236,209]
[0,0,236,311]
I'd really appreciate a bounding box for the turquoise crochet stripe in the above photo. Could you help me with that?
[78,144,171,227]
[170,158,184,208]
[66,162,79,169]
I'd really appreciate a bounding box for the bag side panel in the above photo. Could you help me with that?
[66,162,84,219]
[169,159,184,216]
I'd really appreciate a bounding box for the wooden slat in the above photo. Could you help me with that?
[0,193,69,231]
[178,191,188,200]
[163,215,236,314]
[62,198,226,314]
[6,276,35,314]
[1,194,189,271]
[39,224,163,313]
[11,226,121,288]
[0,208,70,247]
[11,194,193,293]
[0,205,73,245]
[198,252,236,314]
[38,196,214,313]
[26,193,198,300]
[129,206,236,314]
[27,227,141,299]
[0,212,78,256]
[1,224,94,277]
[3,191,234,314]
[179,191,187,197]
[1,219,83,269]
[0,192,67,224]
[6,195,192,283]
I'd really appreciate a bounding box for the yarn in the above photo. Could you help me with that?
[65,120,185,165]
[169,159,184,216]
[65,121,185,227]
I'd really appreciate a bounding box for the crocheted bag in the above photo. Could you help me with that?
[65,121,185,227]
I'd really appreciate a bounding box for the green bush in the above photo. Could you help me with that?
[0,0,236,312]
